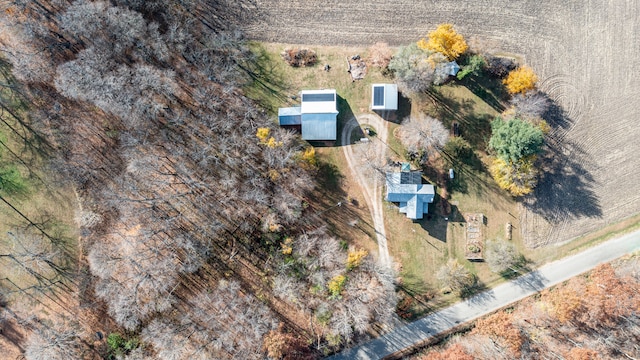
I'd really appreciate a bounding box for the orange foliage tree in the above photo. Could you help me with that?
[542,279,584,323]
[503,66,538,94]
[421,344,474,360]
[472,311,523,356]
[581,263,640,327]
[565,348,600,360]
[417,24,468,60]
[263,324,313,360]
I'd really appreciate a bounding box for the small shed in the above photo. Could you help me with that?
[386,171,435,220]
[444,61,461,76]
[371,84,398,111]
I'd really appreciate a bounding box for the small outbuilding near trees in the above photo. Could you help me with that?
[371,83,398,111]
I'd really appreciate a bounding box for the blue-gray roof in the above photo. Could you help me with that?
[301,113,337,140]
[386,172,435,220]
[278,89,338,141]
[278,106,302,125]
[302,93,335,102]
[445,61,461,76]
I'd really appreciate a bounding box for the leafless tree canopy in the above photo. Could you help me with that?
[509,91,550,120]
[142,280,278,360]
[24,320,88,360]
[485,240,520,274]
[0,0,397,357]
[397,114,448,162]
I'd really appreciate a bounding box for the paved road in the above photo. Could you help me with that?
[341,114,391,266]
[330,229,640,360]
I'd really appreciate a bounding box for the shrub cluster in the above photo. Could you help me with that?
[281,48,317,67]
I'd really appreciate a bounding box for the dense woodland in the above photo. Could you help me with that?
[417,261,640,360]
[0,1,394,358]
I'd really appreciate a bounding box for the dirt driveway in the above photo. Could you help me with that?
[341,114,391,266]
[245,0,640,247]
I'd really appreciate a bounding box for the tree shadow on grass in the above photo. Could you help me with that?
[316,161,344,194]
[244,43,291,114]
[442,154,486,196]
[397,274,438,319]
[426,89,492,150]
[459,75,509,113]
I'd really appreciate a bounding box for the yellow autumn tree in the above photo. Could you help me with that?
[327,274,346,298]
[417,23,468,61]
[256,127,270,143]
[299,147,317,170]
[346,249,368,270]
[490,156,538,196]
[504,66,538,94]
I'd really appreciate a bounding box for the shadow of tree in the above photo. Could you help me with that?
[244,43,291,114]
[525,138,602,222]
[195,0,263,35]
[426,89,492,150]
[511,269,547,292]
[0,312,25,353]
[459,75,509,113]
[520,91,601,225]
[316,162,344,194]
[543,98,573,131]
[397,274,438,320]
[460,278,492,303]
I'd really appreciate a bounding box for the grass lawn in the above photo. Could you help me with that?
[244,42,398,144]
[312,146,379,256]
[0,58,79,303]
[244,42,640,320]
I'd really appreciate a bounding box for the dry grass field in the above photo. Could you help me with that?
[243,0,640,248]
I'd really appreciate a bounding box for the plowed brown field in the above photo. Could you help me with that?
[243,0,640,247]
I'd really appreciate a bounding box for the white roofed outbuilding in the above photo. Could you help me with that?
[371,84,398,111]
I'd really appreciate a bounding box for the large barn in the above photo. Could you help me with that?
[278,89,338,141]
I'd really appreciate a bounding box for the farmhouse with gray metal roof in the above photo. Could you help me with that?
[386,168,435,220]
[278,89,338,141]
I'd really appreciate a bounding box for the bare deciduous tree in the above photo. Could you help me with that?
[485,240,521,274]
[142,280,278,360]
[24,320,88,360]
[436,259,475,294]
[397,114,448,162]
[509,91,550,120]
